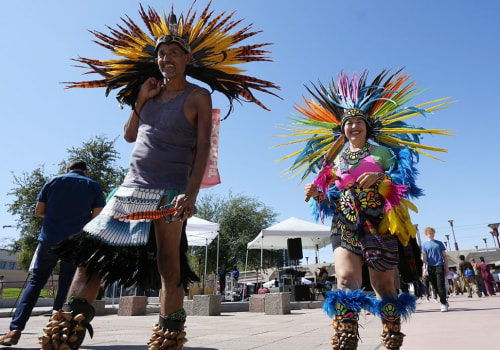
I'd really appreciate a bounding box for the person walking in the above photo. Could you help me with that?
[0,160,104,346]
[232,265,240,288]
[477,256,496,296]
[471,258,487,297]
[0,276,5,299]
[36,4,278,350]
[218,265,228,295]
[458,255,480,298]
[421,227,450,312]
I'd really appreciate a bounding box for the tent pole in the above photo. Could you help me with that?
[216,230,220,293]
[260,235,263,282]
[244,249,249,284]
[204,238,208,277]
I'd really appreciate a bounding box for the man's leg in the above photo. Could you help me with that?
[462,277,472,297]
[434,266,448,305]
[148,219,187,350]
[53,258,78,310]
[40,267,101,350]
[0,243,57,345]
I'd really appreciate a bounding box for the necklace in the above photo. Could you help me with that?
[342,143,371,166]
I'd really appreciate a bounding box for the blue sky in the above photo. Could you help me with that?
[1,0,500,263]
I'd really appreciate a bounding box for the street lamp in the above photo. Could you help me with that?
[483,238,488,249]
[491,231,499,249]
[444,235,451,251]
[444,241,448,250]
[448,220,459,250]
[488,223,500,249]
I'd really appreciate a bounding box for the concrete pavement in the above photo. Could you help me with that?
[0,293,499,349]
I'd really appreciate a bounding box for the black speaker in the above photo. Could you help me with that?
[287,238,303,260]
[292,284,311,301]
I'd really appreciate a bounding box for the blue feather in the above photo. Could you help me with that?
[387,148,424,199]
[322,289,374,318]
[367,293,416,322]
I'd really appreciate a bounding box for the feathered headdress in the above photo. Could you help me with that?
[64,1,281,119]
[277,69,454,181]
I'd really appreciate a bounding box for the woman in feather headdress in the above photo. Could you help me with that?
[37,3,280,350]
[278,69,452,350]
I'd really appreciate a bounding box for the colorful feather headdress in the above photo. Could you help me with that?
[276,69,454,181]
[64,1,281,119]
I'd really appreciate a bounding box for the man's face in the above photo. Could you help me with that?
[155,43,190,80]
[425,231,435,240]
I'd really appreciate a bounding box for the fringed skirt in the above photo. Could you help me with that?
[53,186,199,291]
[330,187,421,284]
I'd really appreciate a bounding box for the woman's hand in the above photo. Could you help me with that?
[356,172,384,188]
[304,183,319,202]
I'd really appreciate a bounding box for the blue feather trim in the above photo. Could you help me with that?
[309,185,340,222]
[322,289,374,319]
[366,293,416,322]
[387,148,424,199]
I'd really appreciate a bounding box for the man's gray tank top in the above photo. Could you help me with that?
[122,84,197,191]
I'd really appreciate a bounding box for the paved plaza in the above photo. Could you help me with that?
[0,293,499,349]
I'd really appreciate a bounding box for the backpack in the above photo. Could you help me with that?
[465,267,474,278]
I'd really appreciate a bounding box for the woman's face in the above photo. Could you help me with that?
[343,117,367,143]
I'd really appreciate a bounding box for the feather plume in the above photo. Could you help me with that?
[64,1,281,120]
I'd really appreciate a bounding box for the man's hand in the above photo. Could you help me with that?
[136,77,162,109]
[173,193,196,221]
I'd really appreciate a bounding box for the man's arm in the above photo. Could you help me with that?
[421,251,428,276]
[173,87,212,219]
[124,77,162,142]
[35,201,46,218]
[442,250,449,275]
[91,207,103,219]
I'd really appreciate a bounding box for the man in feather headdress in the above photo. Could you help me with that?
[34,3,280,349]
[38,34,211,350]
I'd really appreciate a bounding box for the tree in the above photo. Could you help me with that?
[6,135,127,269]
[191,191,282,276]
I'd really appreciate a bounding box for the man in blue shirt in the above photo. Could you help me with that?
[421,227,449,312]
[0,160,105,346]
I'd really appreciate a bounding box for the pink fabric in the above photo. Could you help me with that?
[201,109,221,189]
[335,154,383,189]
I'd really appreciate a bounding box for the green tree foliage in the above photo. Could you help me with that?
[7,167,48,268]
[6,135,127,270]
[57,135,127,198]
[191,191,282,276]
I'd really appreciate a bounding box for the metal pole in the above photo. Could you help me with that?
[488,224,500,249]
[448,220,459,250]
[204,238,208,277]
[445,235,450,251]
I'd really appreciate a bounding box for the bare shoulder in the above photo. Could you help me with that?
[185,84,212,127]
[188,85,211,104]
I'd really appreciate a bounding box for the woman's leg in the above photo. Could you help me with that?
[325,248,366,350]
[369,268,414,350]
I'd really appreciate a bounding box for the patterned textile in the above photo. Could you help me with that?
[84,187,177,246]
[330,145,400,272]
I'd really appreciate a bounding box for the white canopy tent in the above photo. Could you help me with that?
[246,217,331,277]
[186,216,220,276]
